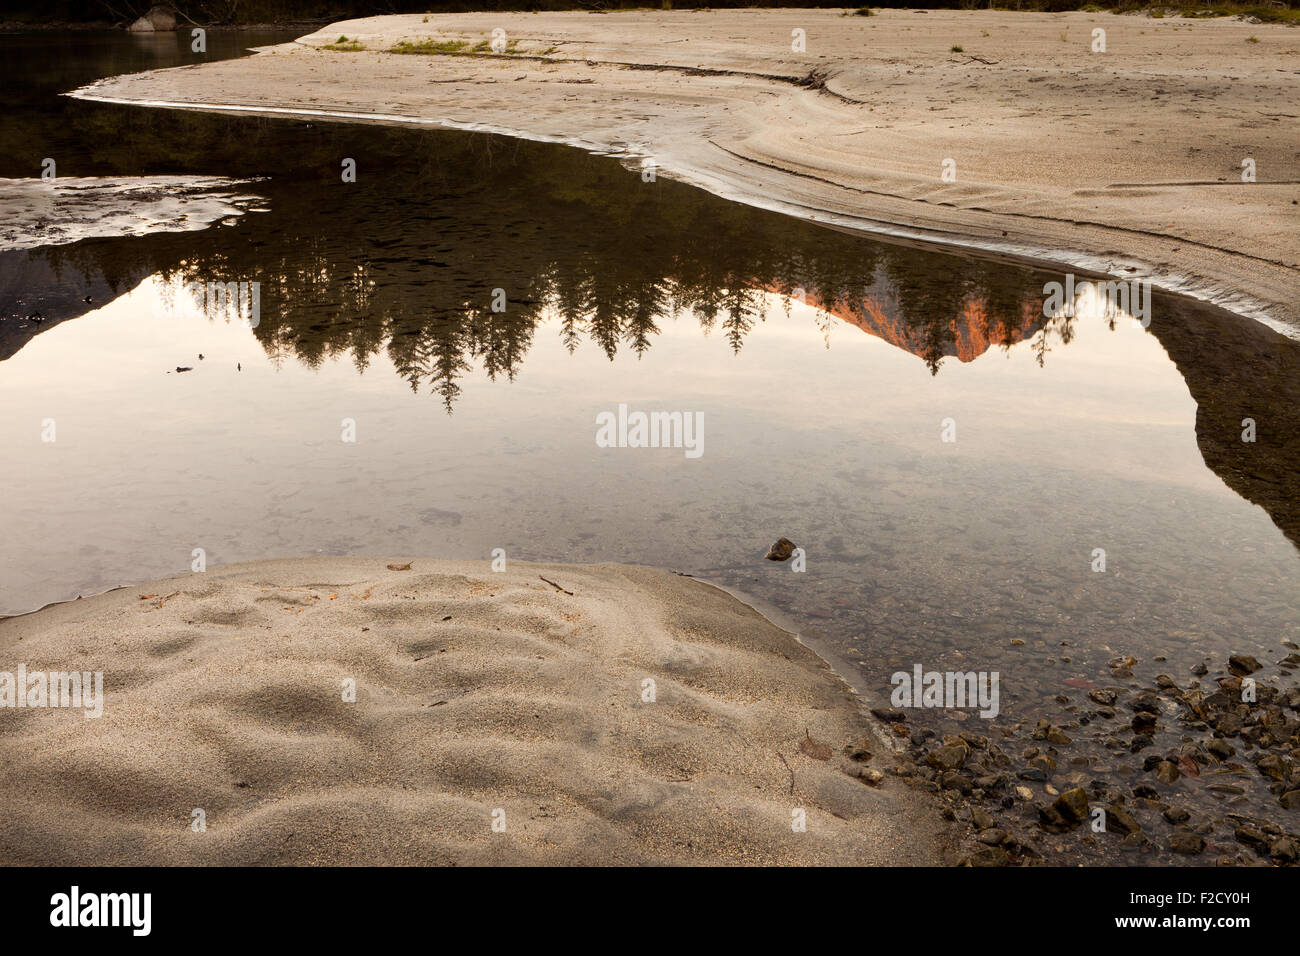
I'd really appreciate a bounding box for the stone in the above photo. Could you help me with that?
[1154,761,1181,785]
[1029,754,1056,775]
[1228,655,1261,676]
[1052,787,1090,823]
[1168,828,1205,855]
[1207,739,1235,759]
[970,806,996,830]
[128,5,178,32]
[1106,805,1141,835]
[1256,754,1288,781]
[764,537,796,561]
[1131,712,1157,733]
[1162,806,1190,824]
[1270,837,1298,863]
[977,829,1007,845]
[1279,790,1300,810]
[963,846,1010,867]
[940,771,972,793]
[1129,693,1161,714]
[1046,727,1072,746]
[925,743,968,772]
[1214,712,1244,736]
[859,768,886,787]
[1233,826,1269,850]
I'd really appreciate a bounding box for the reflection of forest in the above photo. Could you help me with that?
[4,119,1054,394]
[3,113,1297,549]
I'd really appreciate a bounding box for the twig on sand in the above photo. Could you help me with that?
[963,55,999,65]
[776,751,796,795]
[539,575,574,596]
[150,591,180,610]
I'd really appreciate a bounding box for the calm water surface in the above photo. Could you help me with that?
[2,31,1298,859]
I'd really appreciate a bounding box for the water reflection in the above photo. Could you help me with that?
[4,120,1297,549]
[3,28,1299,866]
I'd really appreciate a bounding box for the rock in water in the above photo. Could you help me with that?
[1228,654,1261,676]
[1168,828,1205,855]
[765,537,796,561]
[1053,787,1090,823]
[1106,805,1141,835]
[129,5,178,32]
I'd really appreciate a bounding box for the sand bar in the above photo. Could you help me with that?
[68,9,1300,332]
[0,558,941,865]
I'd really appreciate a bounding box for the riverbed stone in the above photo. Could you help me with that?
[1053,787,1090,823]
[962,846,1010,867]
[1256,754,1289,781]
[1207,738,1235,759]
[1168,828,1205,855]
[1270,837,1298,863]
[1154,760,1181,785]
[926,743,968,772]
[1228,655,1262,676]
[1106,804,1141,835]
[1162,805,1190,824]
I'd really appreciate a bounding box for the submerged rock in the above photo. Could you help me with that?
[1168,828,1205,855]
[1228,654,1262,677]
[1106,804,1141,835]
[1054,787,1091,823]
[925,743,968,772]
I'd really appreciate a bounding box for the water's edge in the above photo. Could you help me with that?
[65,80,1299,343]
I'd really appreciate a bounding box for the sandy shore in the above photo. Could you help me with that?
[0,558,940,865]
[69,9,1300,331]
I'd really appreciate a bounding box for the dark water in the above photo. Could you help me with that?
[2,31,1298,864]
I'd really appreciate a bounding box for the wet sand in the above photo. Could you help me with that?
[68,9,1300,332]
[0,558,941,865]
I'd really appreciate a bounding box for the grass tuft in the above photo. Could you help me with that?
[322,36,365,52]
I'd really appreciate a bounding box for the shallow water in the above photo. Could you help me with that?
[2,31,1298,862]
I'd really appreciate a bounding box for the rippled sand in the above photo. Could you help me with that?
[0,558,941,865]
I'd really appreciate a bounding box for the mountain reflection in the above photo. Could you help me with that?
[4,123,1056,393]
[1,118,1297,547]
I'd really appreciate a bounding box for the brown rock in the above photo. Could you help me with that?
[1168,827,1205,855]
[764,537,796,561]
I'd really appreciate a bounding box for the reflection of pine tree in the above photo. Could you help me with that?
[19,121,1053,408]
[473,296,541,382]
[721,287,761,354]
[388,311,472,412]
[623,280,670,358]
